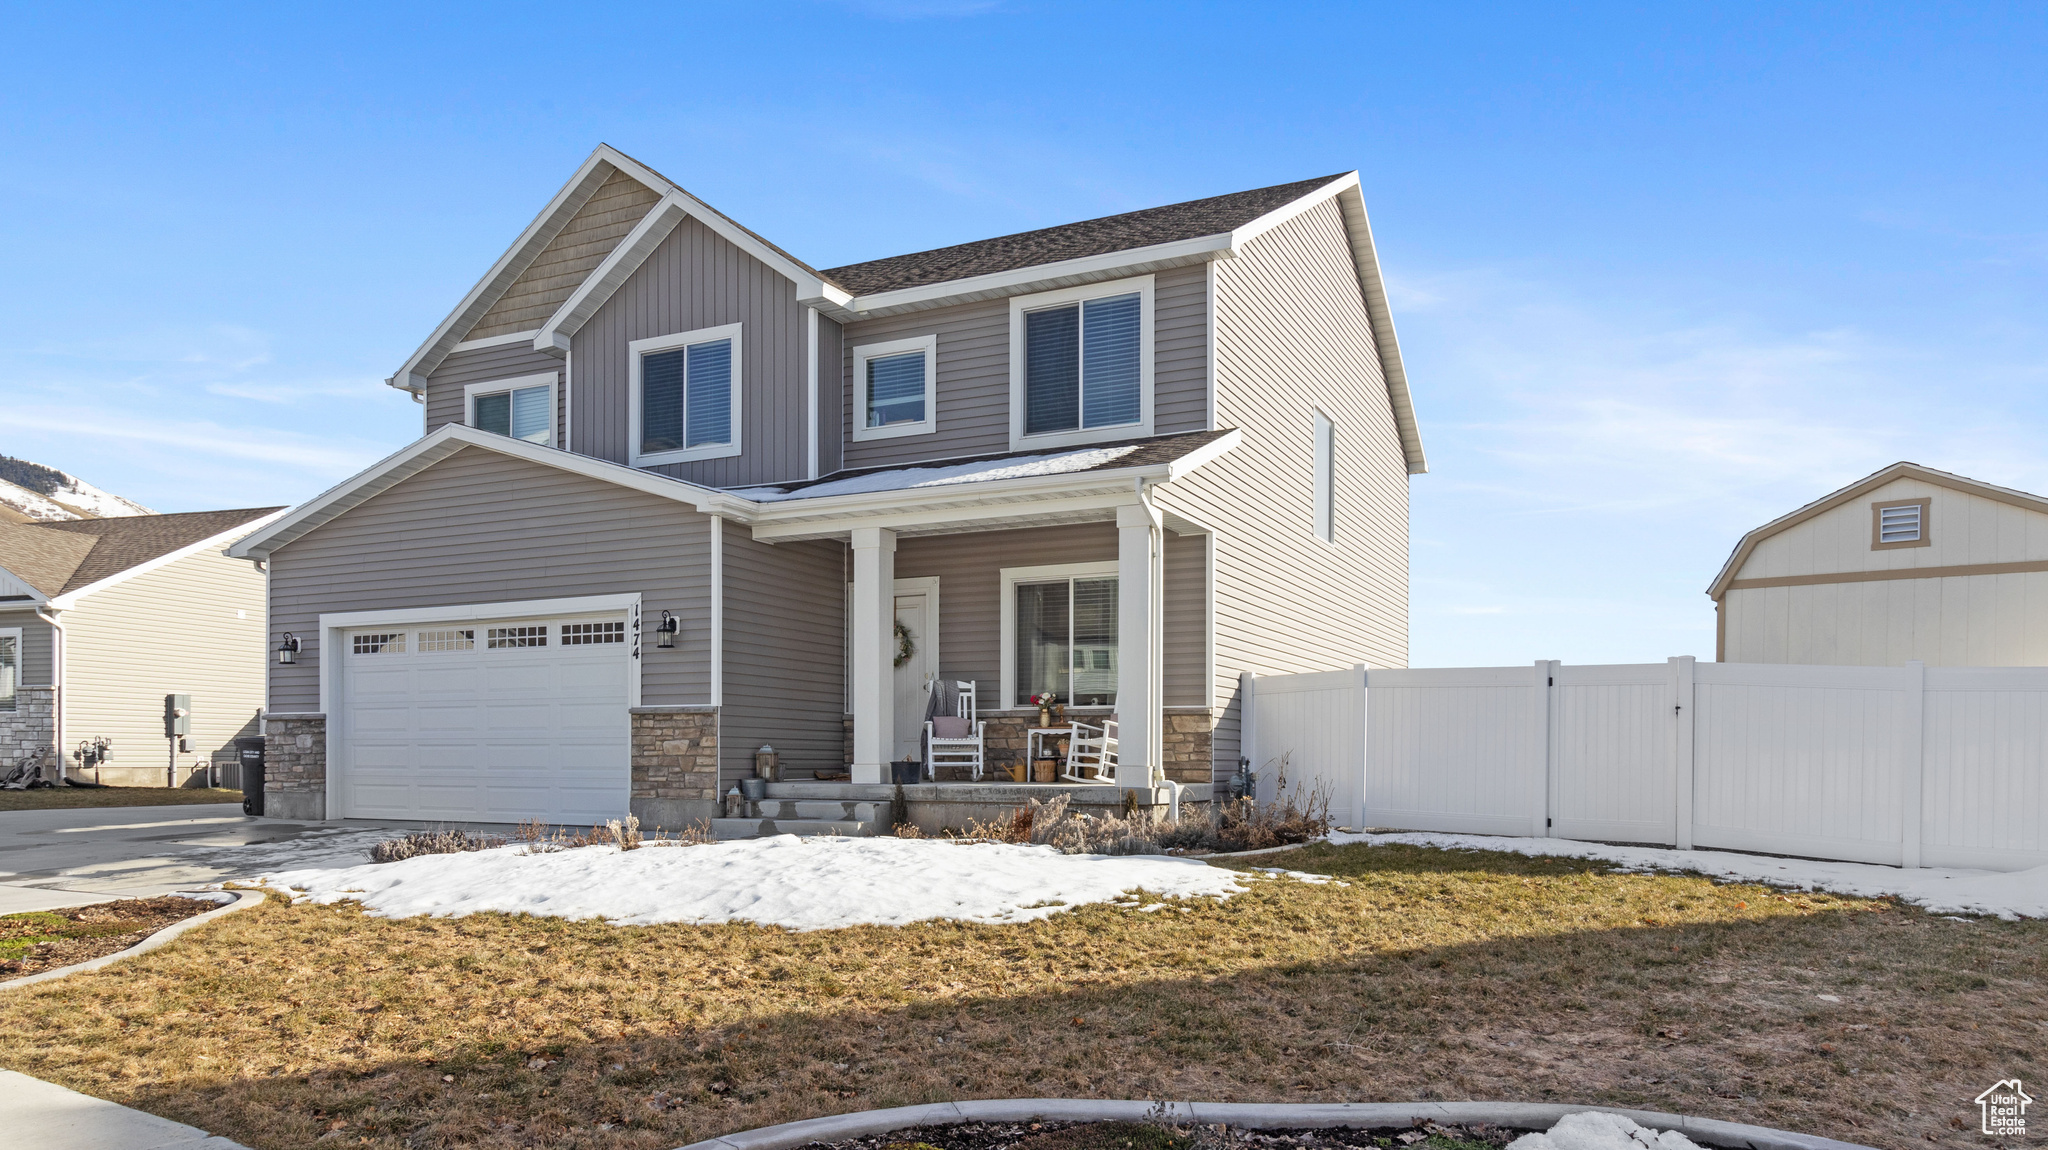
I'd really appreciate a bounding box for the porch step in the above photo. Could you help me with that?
[760,781,898,801]
[709,816,890,840]
[754,799,891,822]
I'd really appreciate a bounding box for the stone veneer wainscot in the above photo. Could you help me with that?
[0,686,56,779]
[262,712,327,820]
[630,706,720,828]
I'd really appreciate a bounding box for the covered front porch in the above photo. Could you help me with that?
[711,778,1217,839]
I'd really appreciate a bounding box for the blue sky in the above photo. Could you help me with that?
[2,2,2043,666]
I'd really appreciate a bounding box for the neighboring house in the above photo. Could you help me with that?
[0,507,284,785]
[1710,462,2048,665]
[228,144,1425,826]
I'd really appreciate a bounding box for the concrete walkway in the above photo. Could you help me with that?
[0,803,394,913]
[0,1069,247,1148]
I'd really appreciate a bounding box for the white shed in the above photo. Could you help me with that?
[1709,462,2048,666]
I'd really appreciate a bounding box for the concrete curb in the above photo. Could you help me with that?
[672,1098,1878,1150]
[0,1068,248,1149]
[0,888,266,991]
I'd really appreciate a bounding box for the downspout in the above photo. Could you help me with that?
[1133,479,1179,821]
[34,607,63,782]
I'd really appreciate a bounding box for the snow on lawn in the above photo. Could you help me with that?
[254,834,1257,930]
[1332,830,2048,920]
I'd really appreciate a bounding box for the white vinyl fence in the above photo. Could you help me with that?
[1243,658,2048,871]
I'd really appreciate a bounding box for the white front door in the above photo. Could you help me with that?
[891,580,939,762]
[336,612,631,823]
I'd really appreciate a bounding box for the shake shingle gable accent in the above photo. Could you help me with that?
[819,176,1348,295]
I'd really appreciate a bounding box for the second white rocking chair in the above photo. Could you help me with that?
[925,680,986,781]
[1059,718,1119,784]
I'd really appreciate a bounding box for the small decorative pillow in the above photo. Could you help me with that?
[931,716,973,738]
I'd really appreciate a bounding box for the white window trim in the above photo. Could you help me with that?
[629,321,744,466]
[462,372,559,448]
[0,625,20,712]
[1312,408,1336,545]
[851,333,938,442]
[1007,274,1155,451]
[998,560,1119,709]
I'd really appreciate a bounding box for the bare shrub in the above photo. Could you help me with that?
[514,815,711,852]
[968,757,1332,857]
[368,828,507,864]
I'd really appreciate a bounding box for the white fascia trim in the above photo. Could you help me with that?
[628,321,745,466]
[534,195,691,354]
[1229,172,1357,248]
[319,593,641,631]
[0,565,49,605]
[385,149,619,392]
[47,509,289,610]
[998,559,1120,709]
[1007,274,1156,452]
[461,372,560,448]
[451,329,543,354]
[849,333,938,442]
[226,423,729,560]
[842,234,1233,320]
[750,491,1138,542]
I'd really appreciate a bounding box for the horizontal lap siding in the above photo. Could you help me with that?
[892,524,1206,710]
[572,217,809,488]
[1158,197,1410,781]
[836,263,1211,472]
[266,446,713,712]
[424,343,568,443]
[466,168,662,341]
[63,547,268,781]
[0,610,53,685]
[720,532,846,782]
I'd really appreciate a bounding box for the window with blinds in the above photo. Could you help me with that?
[1014,575,1118,706]
[643,337,735,453]
[866,351,927,428]
[1024,291,1141,435]
[473,384,551,444]
[0,632,17,712]
[1313,411,1336,543]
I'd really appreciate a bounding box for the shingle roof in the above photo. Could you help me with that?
[0,507,283,597]
[819,175,1350,295]
[736,428,1235,500]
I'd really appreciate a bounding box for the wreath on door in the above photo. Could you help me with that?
[893,620,916,668]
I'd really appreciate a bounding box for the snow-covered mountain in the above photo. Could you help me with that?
[0,456,154,522]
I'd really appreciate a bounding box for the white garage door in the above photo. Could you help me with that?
[337,613,632,823]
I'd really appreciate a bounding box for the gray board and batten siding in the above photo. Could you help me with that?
[835,262,1212,472]
[0,610,52,686]
[1156,196,1412,774]
[265,446,717,713]
[890,522,1209,712]
[572,215,813,488]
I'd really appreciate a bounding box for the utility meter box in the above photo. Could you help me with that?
[164,694,192,739]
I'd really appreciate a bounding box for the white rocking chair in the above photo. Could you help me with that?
[925,680,986,781]
[1058,718,1119,784]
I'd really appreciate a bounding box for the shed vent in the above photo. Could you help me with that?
[1879,503,1923,543]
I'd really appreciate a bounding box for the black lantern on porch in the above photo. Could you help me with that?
[276,633,300,665]
[653,611,679,649]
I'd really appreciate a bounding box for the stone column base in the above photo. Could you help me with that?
[631,706,720,829]
[263,713,327,820]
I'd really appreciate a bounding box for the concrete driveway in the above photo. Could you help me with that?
[0,805,396,913]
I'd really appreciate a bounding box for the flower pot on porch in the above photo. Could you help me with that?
[739,777,769,802]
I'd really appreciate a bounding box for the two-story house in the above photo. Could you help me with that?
[229,145,1425,828]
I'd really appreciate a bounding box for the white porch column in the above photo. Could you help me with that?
[1116,502,1163,791]
[849,526,897,785]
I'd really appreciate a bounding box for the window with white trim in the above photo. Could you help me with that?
[562,621,625,645]
[1008,275,1154,450]
[352,632,405,655]
[0,628,19,713]
[487,625,548,649]
[630,323,743,465]
[417,629,474,652]
[1001,562,1119,707]
[851,334,937,441]
[464,373,557,446]
[1313,410,1335,543]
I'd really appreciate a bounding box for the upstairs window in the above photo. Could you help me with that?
[465,373,556,446]
[851,334,937,441]
[1313,411,1336,543]
[1009,275,1154,449]
[630,323,743,465]
[1872,498,1930,549]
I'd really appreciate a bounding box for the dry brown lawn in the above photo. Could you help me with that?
[0,786,242,811]
[0,841,2037,1150]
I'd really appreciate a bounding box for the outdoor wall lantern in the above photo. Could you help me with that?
[654,611,680,649]
[276,633,300,665]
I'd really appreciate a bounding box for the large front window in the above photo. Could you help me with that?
[630,323,743,465]
[0,630,17,712]
[1014,575,1118,706]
